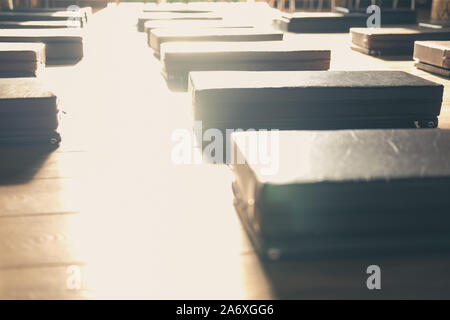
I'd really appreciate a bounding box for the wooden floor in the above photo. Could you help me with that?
[1,4,450,299]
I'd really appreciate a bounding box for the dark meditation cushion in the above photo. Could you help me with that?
[232,129,450,259]
[0,78,60,145]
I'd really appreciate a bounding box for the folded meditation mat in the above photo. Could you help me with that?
[350,25,450,56]
[161,41,330,91]
[0,78,60,145]
[0,20,82,29]
[137,12,223,32]
[274,8,417,33]
[273,12,367,33]
[144,20,254,42]
[142,2,213,13]
[0,29,84,64]
[189,70,443,133]
[12,7,92,22]
[232,129,450,259]
[334,6,417,24]
[414,41,450,77]
[0,43,45,77]
[141,1,270,14]
[150,28,283,57]
[0,10,85,27]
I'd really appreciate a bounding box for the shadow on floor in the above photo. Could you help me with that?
[259,249,450,299]
[0,144,57,185]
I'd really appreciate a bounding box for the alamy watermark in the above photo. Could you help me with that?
[67,5,82,28]
[66,265,82,290]
[366,265,382,290]
[171,121,280,176]
[367,5,381,28]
